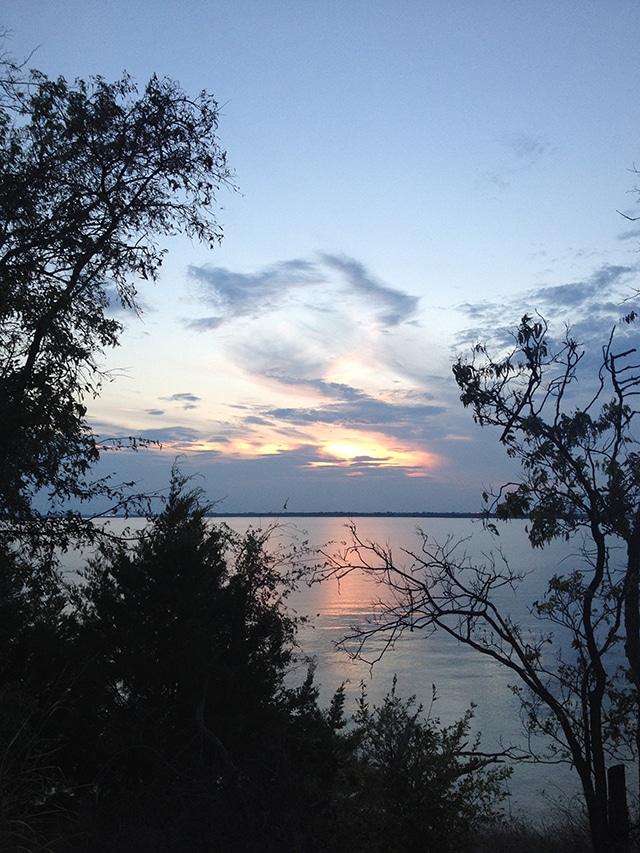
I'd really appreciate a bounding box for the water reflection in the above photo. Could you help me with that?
[268,515,585,822]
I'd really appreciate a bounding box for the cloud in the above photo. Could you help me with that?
[244,415,271,425]
[160,392,202,411]
[186,316,226,331]
[260,377,444,436]
[267,397,444,430]
[617,227,640,242]
[141,426,206,445]
[187,258,323,322]
[96,425,204,446]
[456,262,640,349]
[529,264,636,310]
[186,254,419,331]
[134,373,448,479]
[218,368,447,447]
[451,259,640,417]
[505,133,555,164]
[318,253,419,326]
[102,282,152,317]
[93,249,640,514]
[484,172,510,191]
[480,133,557,197]
[296,379,366,402]
[182,256,428,432]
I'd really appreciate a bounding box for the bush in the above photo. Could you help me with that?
[328,678,512,853]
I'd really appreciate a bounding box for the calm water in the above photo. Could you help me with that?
[227,515,588,822]
[69,515,595,822]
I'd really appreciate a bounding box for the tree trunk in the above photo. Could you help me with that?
[624,532,640,804]
[608,764,630,853]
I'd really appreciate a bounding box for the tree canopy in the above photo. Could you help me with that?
[0,62,234,523]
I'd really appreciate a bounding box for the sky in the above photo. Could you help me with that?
[4,1,640,513]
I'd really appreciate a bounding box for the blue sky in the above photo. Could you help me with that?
[5,1,640,512]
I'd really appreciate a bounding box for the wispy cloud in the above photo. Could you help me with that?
[456,262,639,349]
[160,392,202,411]
[318,253,419,326]
[186,254,419,332]
[125,373,447,480]
[528,264,636,311]
[103,282,152,317]
[451,260,640,417]
[139,426,206,445]
[266,398,443,428]
[617,227,640,242]
[259,378,444,439]
[183,255,429,426]
[95,424,205,447]
[101,256,467,487]
[504,133,556,165]
[186,258,323,327]
[480,132,557,196]
[102,254,639,505]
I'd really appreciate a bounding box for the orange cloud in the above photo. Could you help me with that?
[311,434,439,474]
[137,421,440,478]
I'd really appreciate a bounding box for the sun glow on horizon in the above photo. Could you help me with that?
[312,436,439,474]
[138,426,440,477]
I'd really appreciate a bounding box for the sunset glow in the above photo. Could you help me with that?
[135,423,440,478]
[314,437,438,473]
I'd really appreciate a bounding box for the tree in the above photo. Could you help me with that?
[318,315,640,853]
[454,315,640,846]
[0,49,235,846]
[0,57,234,526]
[69,469,302,790]
[0,539,74,851]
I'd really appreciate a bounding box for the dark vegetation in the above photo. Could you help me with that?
[0,41,514,852]
[206,511,490,518]
[320,315,640,852]
[2,471,512,852]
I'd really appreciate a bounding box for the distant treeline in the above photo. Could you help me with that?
[206,511,492,518]
[95,511,494,519]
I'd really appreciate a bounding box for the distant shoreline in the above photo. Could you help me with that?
[75,511,493,520]
[205,511,489,519]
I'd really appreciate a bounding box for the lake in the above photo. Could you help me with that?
[225,514,598,823]
[71,514,595,822]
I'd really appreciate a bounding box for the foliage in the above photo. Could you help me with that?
[452,315,640,851]
[317,315,640,853]
[0,469,515,851]
[0,47,235,844]
[67,468,301,788]
[0,682,68,853]
[0,469,505,852]
[453,316,640,548]
[331,678,511,853]
[0,54,234,524]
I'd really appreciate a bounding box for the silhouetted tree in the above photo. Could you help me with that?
[318,315,640,853]
[0,43,235,846]
[0,54,234,526]
[69,469,301,790]
[454,314,640,851]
